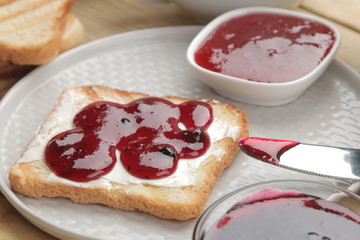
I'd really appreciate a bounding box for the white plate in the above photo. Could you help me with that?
[0,26,359,240]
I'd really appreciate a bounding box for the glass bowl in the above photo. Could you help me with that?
[193,180,360,240]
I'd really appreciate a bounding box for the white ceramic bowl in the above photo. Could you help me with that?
[187,7,341,106]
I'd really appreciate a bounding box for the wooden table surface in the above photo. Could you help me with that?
[0,0,359,239]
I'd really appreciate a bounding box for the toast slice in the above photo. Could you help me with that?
[9,85,249,220]
[0,12,83,77]
[0,0,78,65]
[60,12,83,52]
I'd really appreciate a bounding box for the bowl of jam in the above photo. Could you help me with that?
[193,180,360,240]
[187,7,341,106]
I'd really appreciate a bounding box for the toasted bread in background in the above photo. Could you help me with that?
[0,12,83,78]
[0,0,84,77]
[60,12,83,52]
[9,85,249,220]
[0,0,14,6]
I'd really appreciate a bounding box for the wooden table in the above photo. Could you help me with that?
[0,0,359,239]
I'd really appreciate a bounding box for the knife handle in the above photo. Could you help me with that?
[347,181,360,194]
[328,181,360,215]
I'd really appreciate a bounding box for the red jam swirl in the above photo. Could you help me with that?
[195,13,336,83]
[45,97,213,182]
[239,137,299,164]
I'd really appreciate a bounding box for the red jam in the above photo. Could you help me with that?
[195,13,336,83]
[239,137,299,164]
[204,189,360,240]
[45,98,213,182]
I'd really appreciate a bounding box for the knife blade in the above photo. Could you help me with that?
[239,137,360,180]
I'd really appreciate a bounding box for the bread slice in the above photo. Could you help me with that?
[60,12,83,52]
[9,85,249,220]
[0,0,14,6]
[0,0,79,65]
[0,11,83,77]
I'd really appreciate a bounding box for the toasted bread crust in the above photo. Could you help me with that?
[0,11,83,78]
[60,12,83,51]
[0,0,80,66]
[0,0,14,7]
[9,85,248,220]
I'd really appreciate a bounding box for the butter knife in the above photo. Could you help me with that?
[238,137,360,180]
